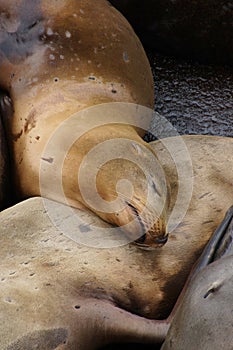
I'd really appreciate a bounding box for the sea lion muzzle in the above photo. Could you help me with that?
[135,232,168,249]
[123,199,169,249]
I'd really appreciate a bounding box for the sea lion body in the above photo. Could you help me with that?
[0,0,170,247]
[0,197,169,349]
[0,116,7,209]
[162,255,233,350]
[110,0,233,65]
[162,211,233,349]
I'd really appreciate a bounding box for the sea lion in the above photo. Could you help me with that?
[0,0,169,248]
[162,209,233,350]
[0,135,233,349]
[110,0,233,65]
[163,257,233,350]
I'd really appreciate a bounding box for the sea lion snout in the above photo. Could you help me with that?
[122,145,170,249]
[133,210,169,249]
[118,192,169,249]
[135,231,169,250]
[92,174,169,248]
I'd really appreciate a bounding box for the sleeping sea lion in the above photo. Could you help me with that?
[162,207,233,350]
[0,0,169,248]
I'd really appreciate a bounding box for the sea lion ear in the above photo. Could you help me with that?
[131,141,143,155]
[148,174,162,197]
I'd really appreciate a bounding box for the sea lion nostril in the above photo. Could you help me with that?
[155,234,168,245]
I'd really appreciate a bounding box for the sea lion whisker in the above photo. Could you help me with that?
[113,191,164,234]
[105,189,147,211]
[98,183,166,220]
[124,200,148,235]
[124,201,139,217]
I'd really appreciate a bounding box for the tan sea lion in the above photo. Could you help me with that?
[0,135,233,349]
[0,0,169,248]
[163,257,233,350]
[162,208,233,350]
[0,197,169,350]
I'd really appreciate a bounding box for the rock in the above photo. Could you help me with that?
[149,54,233,139]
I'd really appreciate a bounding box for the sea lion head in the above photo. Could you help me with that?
[72,133,170,250]
[109,152,169,250]
[40,117,169,250]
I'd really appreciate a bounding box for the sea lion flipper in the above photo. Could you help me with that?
[192,205,233,276]
[80,299,169,345]
[210,207,233,261]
